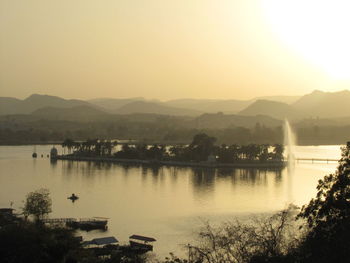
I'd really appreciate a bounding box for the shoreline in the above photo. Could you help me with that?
[52,155,286,169]
[0,142,344,147]
[0,142,62,146]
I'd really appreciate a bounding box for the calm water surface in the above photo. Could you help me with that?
[0,145,342,257]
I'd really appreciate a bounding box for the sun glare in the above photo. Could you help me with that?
[262,0,350,79]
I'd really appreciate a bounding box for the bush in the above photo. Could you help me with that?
[183,205,300,263]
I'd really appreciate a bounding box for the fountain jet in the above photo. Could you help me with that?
[284,119,296,167]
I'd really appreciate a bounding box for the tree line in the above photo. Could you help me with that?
[62,133,284,163]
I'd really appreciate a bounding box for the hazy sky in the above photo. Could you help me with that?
[1,0,350,100]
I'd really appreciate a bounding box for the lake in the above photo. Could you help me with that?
[0,145,343,257]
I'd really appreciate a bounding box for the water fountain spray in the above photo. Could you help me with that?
[284,119,296,168]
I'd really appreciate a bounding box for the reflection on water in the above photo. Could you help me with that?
[59,161,283,199]
[0,145,342,257]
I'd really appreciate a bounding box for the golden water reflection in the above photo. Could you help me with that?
[0,145,341,256]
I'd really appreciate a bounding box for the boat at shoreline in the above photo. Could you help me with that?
[66,217,108,231]
[129,235,156,252]
[43,217,108,231]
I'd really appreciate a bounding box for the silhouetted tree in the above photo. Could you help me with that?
[23,188,52,221]
[0,222,79,263]
[297,142,350,263]
[189,133,216,161]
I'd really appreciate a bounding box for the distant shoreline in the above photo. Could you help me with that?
[0,141,62,146]
[0,142,344,147]
[52,155,286,169]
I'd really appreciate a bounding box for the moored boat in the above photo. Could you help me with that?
[66,217,108,231]
[129,235,156,252]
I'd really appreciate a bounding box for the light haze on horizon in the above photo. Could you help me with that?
[1,0,350,100]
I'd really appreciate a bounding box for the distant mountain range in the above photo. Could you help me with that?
[0,94,91,115]
[108,100,201,116]
[31,105,111,122]
[239,90,350,119]
[192,112,282,129]
[1,90,350,120]
[239,100,302,120]
[293,90,350,118]
[165,95,300,114]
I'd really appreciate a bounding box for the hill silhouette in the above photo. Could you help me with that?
[165,99,251,114]
[31,105,110,122]
[115,101,201,116]
[191,112,281,129]
[88,97,145,111]
[292,90,350,118]
[1,90,350,120]
[239,100,301,120]
[0,94,92,115]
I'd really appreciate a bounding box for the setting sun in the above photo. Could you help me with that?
[263,0,350,79]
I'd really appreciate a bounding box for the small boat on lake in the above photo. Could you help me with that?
[68,193,79,201]
[32,146,37,158]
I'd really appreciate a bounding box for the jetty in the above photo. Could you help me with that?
[43,217,108,230]
[83,236,119,247]
[296,158,338,163]
[81,235,156,257]
[129,235,156,252]
[42,218,76,224]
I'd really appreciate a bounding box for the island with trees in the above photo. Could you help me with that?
[54,133,285,169]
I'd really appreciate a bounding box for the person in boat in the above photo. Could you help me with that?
[68,193,79,200]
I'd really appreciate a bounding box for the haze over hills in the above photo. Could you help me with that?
[239,100,302,120]
[192,112,282,129]
[165,95,300,114]
[0,94,201,116]
[87,95,300,115]
[0,97,22,115]
[0,94,92,115]
[293,90,350,118]
[238,90,350,120]
[164,99,251,114]
[2,106,281,130]
[0,90,349,120]
[3,91,350,145]
[87,97,145,111]
[255,95,300,104]
[116,101,201,116]
[0,94,301,117]
[31,105,112,122]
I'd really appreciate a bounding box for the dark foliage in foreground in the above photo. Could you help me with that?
[296,142,350,263]
[0,222,79,263]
